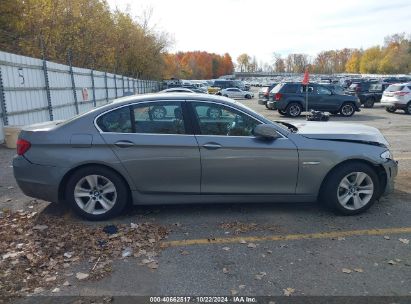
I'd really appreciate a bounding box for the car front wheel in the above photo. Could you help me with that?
[405,102,411,114]
[245,94,251,99]
[340,103,355,117]
[321,162,380,215]
[66,166,128,220]
[363,98,374,108]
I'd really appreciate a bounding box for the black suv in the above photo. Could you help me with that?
[353,82,390,108]
[267,82,361,117]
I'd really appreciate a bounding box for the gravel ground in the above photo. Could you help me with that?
[1,88,411,299]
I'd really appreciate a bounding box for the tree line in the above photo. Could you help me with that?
[237,33,411,74]
[0,0,233,80]
[163,52,234,80]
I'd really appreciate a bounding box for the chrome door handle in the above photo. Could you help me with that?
[114,141,135,148]
[202,143,222,150]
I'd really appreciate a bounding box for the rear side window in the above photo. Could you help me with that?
[132,101,186,134]
[97,102,186,134]
[281,84,299,93]
[386,85,405,92]
[97,107,132,133]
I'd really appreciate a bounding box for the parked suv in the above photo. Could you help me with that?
[355,83,390,108]
[258,83,278,108]
[380,83,411,114]
[267,82,361,117]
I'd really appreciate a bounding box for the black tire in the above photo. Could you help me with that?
[65,166,129,221]
[405,102,411,114]
[223,94,228,97]
[321,162,380,215]
[278,109,287,116]
[207,107,222,119]
[385,106,396,113]
[339,102,355,117]
[245,94,251,99]
[363,98,375,108]
[285,102,302,117]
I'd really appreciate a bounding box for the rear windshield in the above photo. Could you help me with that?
[369,84,382,91]
[386,85,405,92]
[270,83,284,94]
[260,86,269,93]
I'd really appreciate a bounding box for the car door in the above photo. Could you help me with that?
[315,85,338,111]
[188,101,299,194]
[96,100,201,193]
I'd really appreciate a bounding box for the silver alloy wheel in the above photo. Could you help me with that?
[74,175,117,215]
[289,105,301,116]
[341,104,354,116]
[337,172,374,210]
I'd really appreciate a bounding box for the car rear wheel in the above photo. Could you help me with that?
[321,162,380,215]
[405,102,411,114]
[286,103,302,117]
[363,98,374,108]
[245,94,251,99]
[66,166,128,220]
[340,103,355,117]
[385,106,396,113]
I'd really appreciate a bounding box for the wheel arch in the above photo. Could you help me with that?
[58,163,133,203]
[318,158,387,200]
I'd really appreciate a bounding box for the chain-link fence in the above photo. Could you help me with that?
[0,50,161,143]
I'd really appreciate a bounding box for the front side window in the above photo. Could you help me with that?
[133,101,186,134]
[192,102,260,136]
[317,86,331,95]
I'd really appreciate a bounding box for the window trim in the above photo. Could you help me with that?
[94,100,192,136]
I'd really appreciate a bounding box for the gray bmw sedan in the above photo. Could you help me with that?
[13,93,397,220]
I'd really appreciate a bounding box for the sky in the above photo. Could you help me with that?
[106,0,411,65]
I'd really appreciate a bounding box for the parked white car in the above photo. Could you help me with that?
[381,83,411,114]
[219,88,254,99]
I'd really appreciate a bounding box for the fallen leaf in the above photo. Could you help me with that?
[180,250,189,255]
[51,288,60,293]
[239,239,247,244]
[283,288,295,296]
[147,262,158,269]
[354,268,363,273]
[239,285,246,289]
[222,247,230,251]
[247,243,257,248]
[33,224,48,231]
[267,250,273,254]
[45,276,57,282]
[342,268,352,274]
[230,289,238,295]
[223,267,229,274]
[63,281,70,286]
[76,272,89,280]
[384,236,390,240]
[387,260,397,265]
[337,237,345,241]
[399,238,409,244]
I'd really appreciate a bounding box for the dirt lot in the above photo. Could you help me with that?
[1,89,411,301]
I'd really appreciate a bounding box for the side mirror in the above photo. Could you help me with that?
[253,124,281,140]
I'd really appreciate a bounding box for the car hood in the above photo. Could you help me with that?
[292,121,389,147]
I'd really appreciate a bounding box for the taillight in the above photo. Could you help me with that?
[16,139,31,155]
[394,91,409,96]
[275,93,282,101]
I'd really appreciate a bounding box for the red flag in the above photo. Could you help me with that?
[302,68,309,85]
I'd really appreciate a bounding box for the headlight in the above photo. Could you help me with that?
[380,150,392,160]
